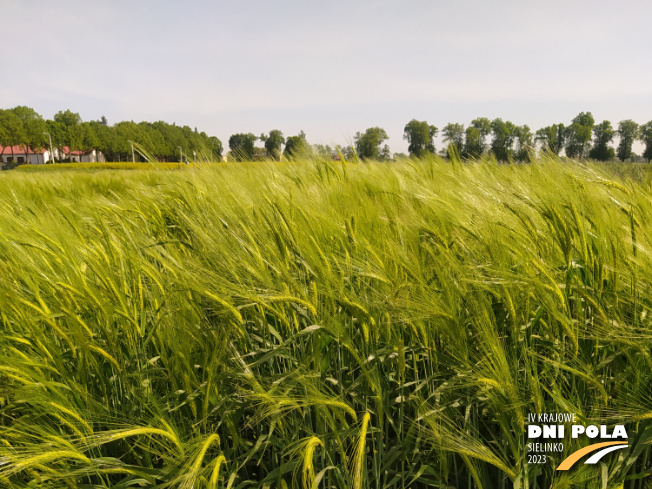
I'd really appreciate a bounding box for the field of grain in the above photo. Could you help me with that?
[1,157,651,488]
[13,162,203,172]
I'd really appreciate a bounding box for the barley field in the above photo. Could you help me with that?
[1,157,651,488]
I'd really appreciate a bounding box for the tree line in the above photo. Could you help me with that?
[0,107,223,164]
[3,107,652,164]
[353,113,652,162]
[229,112,652,163]
[227,130,312,161]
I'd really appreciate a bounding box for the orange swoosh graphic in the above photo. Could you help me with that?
[556,441,628,470]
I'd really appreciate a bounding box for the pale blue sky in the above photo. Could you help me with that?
[2,0,651,153]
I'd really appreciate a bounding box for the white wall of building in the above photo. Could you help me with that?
[1,147,105,166]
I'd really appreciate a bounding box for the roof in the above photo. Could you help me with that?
[60,147,87,156]
[0,145,47,155]
[0,145,93,156]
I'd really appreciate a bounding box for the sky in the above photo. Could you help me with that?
[2,0,651,154]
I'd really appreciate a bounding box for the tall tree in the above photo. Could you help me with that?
[616,120,639,162]
[283,131,310,159]
[535,123,565,155]
[88,120,115,161]
[403,119,437,157]
[228,133,257,161]
[490,118,516,162]
[0,109,24,163]
[355,127,389,160]
[80,122,101,159]
[513,124,533,162]
[11,106,46,162]
[207,136,223,160]
[442,123,465,155]
[53,109,83,160]
[463,126,482,158]
[471,117,492,149]
[639,121,652,163]
[260,129,285,161]
[463,118,492,158]
[588,120,615,161]
[564,112,594,159]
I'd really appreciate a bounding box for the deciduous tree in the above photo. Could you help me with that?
[260,129,285,160]
[564,112,594,159]
[442,123,464,155]
[283,131,310,159]
[11,106,46,162]
[589,120,615,161]
[403,119,437,157]
[229,133,257,161]
[355,127,389,160]
[463,118,492,158]
[490,118,516,162]
[53,109,83,160]
[535,124,565,155]
[208,136,223,160]
[616,120,639,162]
[0,109,23,162]
[513,124,533,162]
[639,121,652,163]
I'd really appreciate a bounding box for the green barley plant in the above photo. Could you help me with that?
[1,155,652,488]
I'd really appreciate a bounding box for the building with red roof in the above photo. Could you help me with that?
[0,145,105,168]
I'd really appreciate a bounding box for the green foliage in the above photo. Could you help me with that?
[565,111,595,158]
[284,131,311,160]
[228,132,257,161]
[640,121,652,162]
[513,124,533,162]
[0,106,223,164]
[54,109,83,158]
[0,107,48,165]
[490,118,516,161]
[535,123,565,155]
[261,129,285,161]
[403,119,437,157]
[463,117,492,158]
[463,125,482,158]
[11,105,47,151]
[589,120,616,161]
[617,119,639,162]
[442,122,465,155]
[0,109,23,148]
[355,126,390,160]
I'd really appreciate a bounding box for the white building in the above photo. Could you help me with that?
[60,147,106,163]
[0,145,106,167]
[0,145,54,166]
